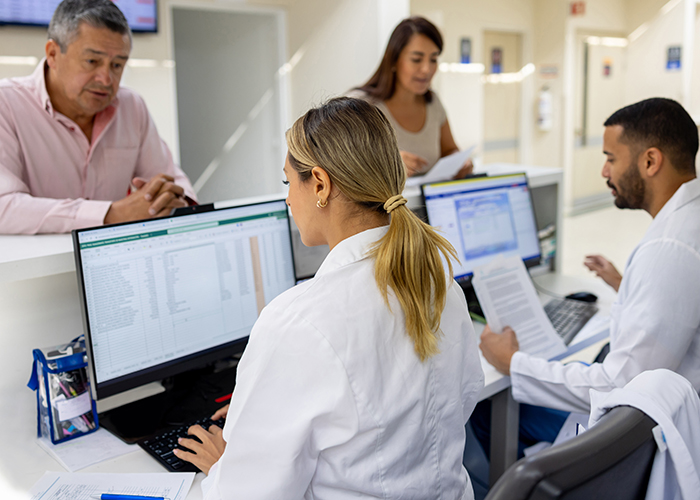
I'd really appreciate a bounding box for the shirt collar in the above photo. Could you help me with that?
[31,59,54,115]
[652,177,700,224]
[315,226,389,277]
[32,58,120,119]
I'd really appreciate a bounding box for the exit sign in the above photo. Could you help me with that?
[570,1,586,15]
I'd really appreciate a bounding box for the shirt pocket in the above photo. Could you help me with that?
[90,147,140,199]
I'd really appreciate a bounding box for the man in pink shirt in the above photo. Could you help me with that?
[0,0,197,234]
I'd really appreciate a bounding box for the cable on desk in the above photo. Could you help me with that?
[532,281,565,299]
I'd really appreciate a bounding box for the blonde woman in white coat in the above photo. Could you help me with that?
[175,97,485,500]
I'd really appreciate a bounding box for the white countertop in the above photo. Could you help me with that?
[0,163,562,284]
[0,234,74,284]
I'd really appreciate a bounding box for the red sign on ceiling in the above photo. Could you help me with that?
[570,1,586,16]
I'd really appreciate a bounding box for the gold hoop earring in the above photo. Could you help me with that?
[317,199,328,208]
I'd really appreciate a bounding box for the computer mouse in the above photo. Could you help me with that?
[565,291,598,303]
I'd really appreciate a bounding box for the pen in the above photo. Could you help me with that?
[91,494,165,500]
[214,393,232,403]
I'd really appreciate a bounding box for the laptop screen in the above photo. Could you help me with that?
[422,173,541,282]
[73,199,296,399]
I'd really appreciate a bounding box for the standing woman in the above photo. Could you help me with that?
[174,98,484,500]
[349,16,473,178]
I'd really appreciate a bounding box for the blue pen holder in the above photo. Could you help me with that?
[27,336,99,444]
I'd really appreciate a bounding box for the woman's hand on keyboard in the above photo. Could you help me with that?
[211,404,229,421]
[174,423,227,475]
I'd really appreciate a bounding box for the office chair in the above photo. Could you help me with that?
[484,405,657,500]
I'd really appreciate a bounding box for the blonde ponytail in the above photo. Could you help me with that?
[371,204,457,360]
[287,97,459,361]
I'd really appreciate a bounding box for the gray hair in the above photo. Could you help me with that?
[48,0,132,52]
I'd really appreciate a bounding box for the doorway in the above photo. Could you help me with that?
[571,33,627,213]
[171,4,288,204]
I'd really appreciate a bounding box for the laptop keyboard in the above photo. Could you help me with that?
[544,298,598,345]
[138,417,225,472]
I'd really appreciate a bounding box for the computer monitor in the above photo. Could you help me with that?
[72,199,296,400]
[422,173,541,284]
[0,0,159,32]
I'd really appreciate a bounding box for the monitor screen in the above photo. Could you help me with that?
[0,0,158,32]
[73,199,296,399]
[422,173,541,282]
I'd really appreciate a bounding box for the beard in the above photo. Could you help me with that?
[608,158,646,210]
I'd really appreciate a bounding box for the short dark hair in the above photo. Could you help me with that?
[356,16,443,103]
[48,0,132,52]
[604,98,698,174]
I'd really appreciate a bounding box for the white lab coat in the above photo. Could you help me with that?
[589,369,700,500]
[510,178,700,414]
[201,226,485,500]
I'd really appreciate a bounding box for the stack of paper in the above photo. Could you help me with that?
[29,471,195,500]
[37,428,136,472]
[472,254,567,360]
[405,147,475,187]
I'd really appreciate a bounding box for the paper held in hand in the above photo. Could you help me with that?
[405,147,475,187]
[472,254,567,360]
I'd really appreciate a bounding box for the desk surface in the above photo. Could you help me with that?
[0,233,74,284]
[0,163,563,286]
[0,268,613,499]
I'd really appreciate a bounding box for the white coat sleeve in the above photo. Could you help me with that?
[510,238,700,414]
[201,304,359,500]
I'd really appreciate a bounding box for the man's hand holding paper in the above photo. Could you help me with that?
[473,255,566,374]
[480,325,519,375]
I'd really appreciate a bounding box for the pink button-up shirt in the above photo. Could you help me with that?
[0,61,196,234]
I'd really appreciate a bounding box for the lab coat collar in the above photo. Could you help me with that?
[652,177,700,223]
[315,226,389,278]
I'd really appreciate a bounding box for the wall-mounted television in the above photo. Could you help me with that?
[0,0,158,33]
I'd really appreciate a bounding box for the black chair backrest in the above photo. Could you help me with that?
[485,405,657,500]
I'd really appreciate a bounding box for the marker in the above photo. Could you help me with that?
[91,495,165,500]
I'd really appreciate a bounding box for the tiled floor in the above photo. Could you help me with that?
[560,205,652,280]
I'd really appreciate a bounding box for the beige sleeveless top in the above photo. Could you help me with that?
[346,89,447,169]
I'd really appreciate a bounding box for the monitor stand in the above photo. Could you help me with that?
[98,361,238,444]
[459,280,485,320]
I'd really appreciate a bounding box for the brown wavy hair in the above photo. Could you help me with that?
[355,16,443,103]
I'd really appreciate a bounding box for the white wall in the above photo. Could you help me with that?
[625,0,685,106]
[531,0,567,171]
[411,0,534,65]
[693,4,700,123]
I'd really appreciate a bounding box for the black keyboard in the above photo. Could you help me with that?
[138,416,225,472]
[544,298,598,345]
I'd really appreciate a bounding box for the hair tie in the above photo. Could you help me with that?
[384,194,407,214]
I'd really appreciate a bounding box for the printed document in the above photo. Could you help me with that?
[37,428,136,472]
[472,254,567,359]
[29,471,195,500]
[405,147,475,187]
